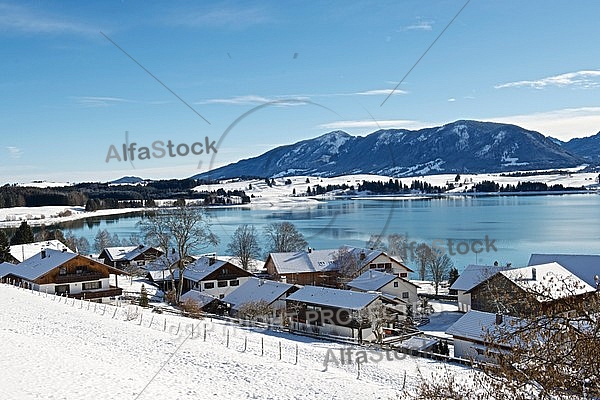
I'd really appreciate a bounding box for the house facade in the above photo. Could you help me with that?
[98,245,162,269]
[182,256,253,299]
[467,262,595,317]
[285,285,387,340]
[0,248,127,302]
[450,264,508,312]
[265,246,412,288]
[347,269,419,318]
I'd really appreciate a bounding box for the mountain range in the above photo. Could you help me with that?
[190,120,599,179]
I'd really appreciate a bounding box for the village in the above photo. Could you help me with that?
[1,224,598,376]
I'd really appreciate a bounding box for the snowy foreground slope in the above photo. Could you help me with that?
[0,284,471,400]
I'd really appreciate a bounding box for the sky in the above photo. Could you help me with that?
[1,0,600,183]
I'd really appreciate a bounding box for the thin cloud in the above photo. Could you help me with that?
[495,70,600,89]
[399,19,434,32]
[197,95,310,106]
[167,5,270,29]
[6,146,23,159]
[354,89,408,96]
[74,96,134,108]
[448,98,456,102]
[0,3,98,36]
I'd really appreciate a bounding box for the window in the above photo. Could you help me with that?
[402,292,409,299]
[400,272,408,278]
[82,281,101,290]
[58,267,67,276]
[393,281,399,288]
[217,280,228,288]
[55,284,70,294]
[204,282,214,289]
[369,264,376,269]
[384,263,392,269]
[229,280,239,286]
[221,268,229,275]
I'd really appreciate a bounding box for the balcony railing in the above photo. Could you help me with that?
[55,272,104,284]
[68,286,123,300]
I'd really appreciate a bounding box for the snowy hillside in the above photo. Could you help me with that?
[0,284,471,399]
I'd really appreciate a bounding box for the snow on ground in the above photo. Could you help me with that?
[111,276,165,303]
[0,284,472,400]
[0,206,145,229]
[420,300,463,339]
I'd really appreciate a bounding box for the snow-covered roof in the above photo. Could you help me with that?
[146,269,178,282]
[182,256,244,282]
[9,248,78,280]
[446,310,517,343]
[498,262,595,301]
[222,277,295,310]
[180,290,217,307]
[101,245,155,262]
[144,252,187,271]
[286,286,379,310]
[0,262,15,278]
[400,336,438,351]
[450,264,508,291]
[269,249,338,274]
[9,240,73,263]
[347,270,397,291]
[528,253,600,288]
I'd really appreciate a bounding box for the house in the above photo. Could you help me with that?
[450,264,509,312]
[181,255,253,298]
[528,253,600,288]
[285,285,389,340]
[143,251,196,291]
[8,240,73,264]
[0,248,128,302]
[265,246,412,287]
[221,277,298,318]
[467,262,595,317]
[179,290,221,313]
[347,269,419,317]
[446,310,515,362]
[98,245,163,269]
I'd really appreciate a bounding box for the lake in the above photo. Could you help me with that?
[55,194,600,273]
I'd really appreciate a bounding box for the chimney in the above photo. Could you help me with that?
[171,248,175,254]
[495,313,503,325]
[308,247,312,253]
[62,248,67,252]
[359,252,366,260]
[209,256,216,266]
[493,261,499,267]
[41,250,46,259]
[594,275,599,291]
[138,244,144,249]
[531,267,537,281]
[506,262,512,268]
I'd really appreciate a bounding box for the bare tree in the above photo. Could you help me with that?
[227,224,261,271]
[140,205,218,303]
[94,229,116,253]
[358,301,394,345]
[427,248,453,295]
[365,234,386,250]
[415,243,433,281]
[333,246,362,284]
[264,222,307,253]
[237,300,273,322]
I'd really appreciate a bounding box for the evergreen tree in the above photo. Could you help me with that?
[10,221,34,245]
[139,284,149,307]
[0,230,11,262]
[448,267,460,287]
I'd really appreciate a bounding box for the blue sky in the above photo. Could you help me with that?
[1,0,600,183]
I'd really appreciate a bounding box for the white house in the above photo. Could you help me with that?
[347,269,419,318]
[446,310,515,362]
[221,277,298,319]
[528,253,600,289]
[182,256,253,299]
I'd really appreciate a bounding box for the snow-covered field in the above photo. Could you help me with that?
[0,284,472,400]
[0,206,144,229]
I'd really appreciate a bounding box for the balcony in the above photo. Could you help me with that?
[55,272,104,284]
[68,286,123,300]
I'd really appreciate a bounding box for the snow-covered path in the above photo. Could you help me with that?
[0,284,470,399]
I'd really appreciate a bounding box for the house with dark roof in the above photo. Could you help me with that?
[98,245,162,269]
[221,277,298,318]
[0,248,128,302]
[285,285,393,340]
[528,253,600,289]
[347,270,419,313]
[181,255,253,299]
[179,290,220,313]
[265,246,412,287]
[450,264,509,312]
[467,262,595,317]
[446,310,516,362]
[143,251,196,291]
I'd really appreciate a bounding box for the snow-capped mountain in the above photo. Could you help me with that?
[193,120,586,180]
[561,131,600,164]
